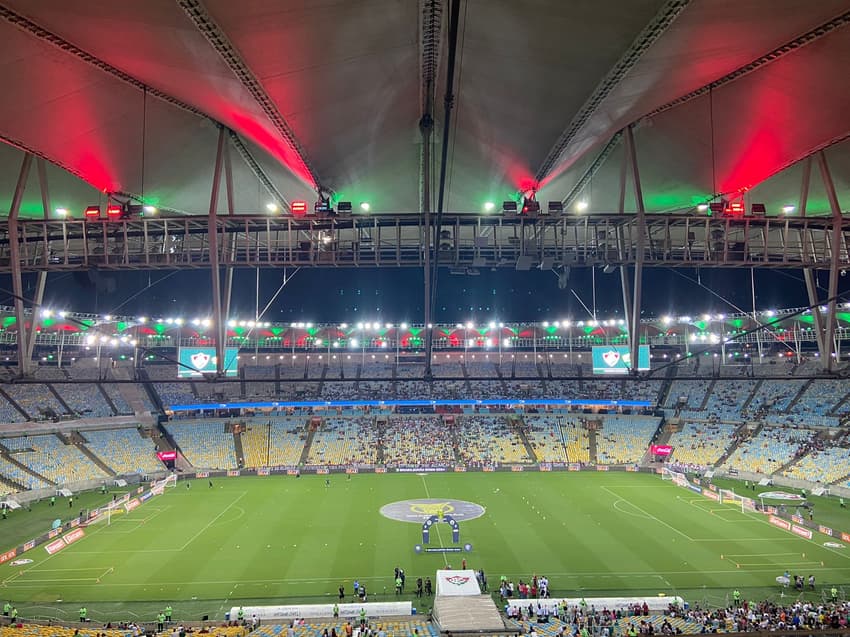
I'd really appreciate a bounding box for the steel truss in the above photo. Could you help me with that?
[0,211,847,273]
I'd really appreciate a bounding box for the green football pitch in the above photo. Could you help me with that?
[3,472,850,623]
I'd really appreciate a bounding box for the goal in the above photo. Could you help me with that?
[660,467,688,487]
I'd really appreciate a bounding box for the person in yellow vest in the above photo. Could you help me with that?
[2,601,10,617]
[79,606,87,622]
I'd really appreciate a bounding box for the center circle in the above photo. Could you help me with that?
[379,498,486,523]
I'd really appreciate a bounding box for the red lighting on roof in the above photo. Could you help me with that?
[291,200,308,215]
[106,204,122,219]
[84,205,101,219]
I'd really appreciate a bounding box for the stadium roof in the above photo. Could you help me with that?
[0,0,849,219]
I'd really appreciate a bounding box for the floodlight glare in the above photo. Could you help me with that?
[360,202,371,212]
[55,207,68,216]
[265,202,279,213]
[575,200,589,212]
[782,204,796,214]
[483,201,495,213]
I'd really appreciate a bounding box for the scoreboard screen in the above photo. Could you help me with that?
[592,345,650,374]
[177,347,239,378]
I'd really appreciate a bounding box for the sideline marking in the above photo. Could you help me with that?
[601,486,694,540]
[179,491,248,551]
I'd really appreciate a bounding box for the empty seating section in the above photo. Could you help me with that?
[514,359,540,377]
[724,426,816,475]
[0,454,49,490]
[166,422,237,469]
[596,416,660,464]
[241,418,307,467]
[53,383,114,417]
[308,416,378,466]
[783,445,850,484]
[146,364,196,406]
[701,380,758,421]
[785,379,848,423]
[3,383,64,419]
[99,383,133,414]
[0,394,25,423]
[244,365,276,397]
[465,361,499,377]
[382,416,456,466]
[669,422,738,468]
[665,379,712,410]
[525,415,589,463]
[748,379,806,413]
[81,428,163,475]
[455,416,529,465]
[1,434,106,484]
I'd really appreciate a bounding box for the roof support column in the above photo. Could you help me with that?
[208,127,226,376]
[817,151,843,372]
[621,126,646,374]
[223,137,235,322]
[803,269,828,363]
[8,153,33,377]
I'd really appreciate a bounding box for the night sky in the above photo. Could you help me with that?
[2,266,847,323]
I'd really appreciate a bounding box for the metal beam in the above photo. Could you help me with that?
[625,125,646,373]
[8,153,33,376]
[798,157,811,218]
[0,6,284,215]
[817,151,843,372]
[420,0,442,378]
[803,268,827,361]
[534,0,690,183]
[208,128,227,375]
[178,0,326,193]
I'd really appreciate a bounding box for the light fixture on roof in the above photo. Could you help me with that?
[502,201,518,215]
[143,205,158,214]
[84,205,101,220]
[266,202,279,213]
[521,196,540,215]
[55,207,69,217]
[696,203,709,213]
[575,200,589,212]
[337,201,352,215]
[291,200,308,216]
[359,202,371,213]
[483,201,495,213]
[314,197,333,217]
[782,204,796,214]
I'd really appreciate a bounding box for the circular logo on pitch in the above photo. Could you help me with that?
[380,498,485,523]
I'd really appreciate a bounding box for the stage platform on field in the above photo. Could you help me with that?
[432,595,505,632]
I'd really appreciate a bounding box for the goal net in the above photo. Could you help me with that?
[151,473,177,494]
[661,467,688,487]
[720,489,757,513]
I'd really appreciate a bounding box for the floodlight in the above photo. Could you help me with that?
[483,201,495,213]
[360,202,371,212]
[696,204,709,212]
[337,201,353,215]
[782,204,796,214]
[547,201,563,215]
[266,202,279,213]
[751,203,766,215]
[575,200,589,212]
[55,207,68,217]
[143,205,158,214]
[84,205,101,220]
[521,198,540,215]
[502,201,518,215]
